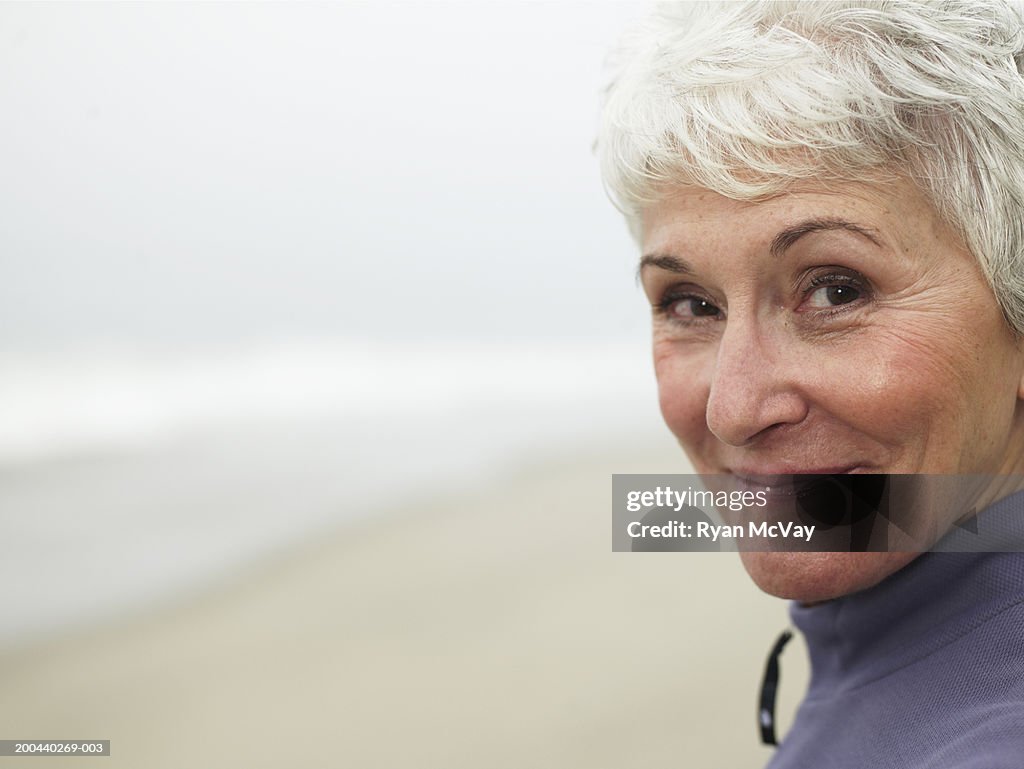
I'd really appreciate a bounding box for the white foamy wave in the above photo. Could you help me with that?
[0,338,660,465]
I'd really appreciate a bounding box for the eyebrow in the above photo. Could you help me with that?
[637,253,694,279]
[638,217,882,278]
[769,218,882,258]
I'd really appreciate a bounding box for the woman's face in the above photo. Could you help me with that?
[640,179,1024,601]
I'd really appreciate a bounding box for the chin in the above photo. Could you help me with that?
[738,551,922,603]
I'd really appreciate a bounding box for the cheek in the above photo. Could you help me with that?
[813,331,935,444]
[808,308,1018,472]
[653,340,711,447]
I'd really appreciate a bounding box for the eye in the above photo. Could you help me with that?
[803,272,869,311]
[806,284,861,308]
[679,297,722,317]
[661,295,724,321]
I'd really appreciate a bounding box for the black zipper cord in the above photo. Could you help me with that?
[759,629,794,746]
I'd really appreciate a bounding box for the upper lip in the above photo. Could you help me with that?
[730,466,862,485]
[727,467,863,498]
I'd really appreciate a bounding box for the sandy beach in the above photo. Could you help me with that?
[0,442,807,769]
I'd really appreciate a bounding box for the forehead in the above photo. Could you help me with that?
[640,180,943,258]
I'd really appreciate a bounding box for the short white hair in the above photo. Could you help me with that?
[598,0,1024,332]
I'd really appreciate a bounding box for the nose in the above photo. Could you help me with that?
[705,316,809,447]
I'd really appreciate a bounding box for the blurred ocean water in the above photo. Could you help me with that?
[0,0,664,646]
[0,339,669,645]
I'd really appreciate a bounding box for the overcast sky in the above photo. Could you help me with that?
[1,2,652,350]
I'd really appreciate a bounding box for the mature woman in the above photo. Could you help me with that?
[599,1,1024,766]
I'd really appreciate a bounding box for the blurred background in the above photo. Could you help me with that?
[0,3,802,767]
